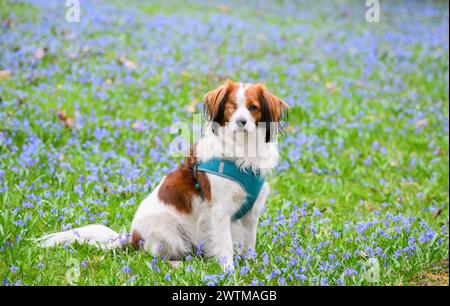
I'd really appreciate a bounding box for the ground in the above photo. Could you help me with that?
[0,0,449,285]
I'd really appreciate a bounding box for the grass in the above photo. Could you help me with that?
[409,259,449,286]
[0,0,448,286]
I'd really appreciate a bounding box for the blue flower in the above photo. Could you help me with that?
[10,265,18,274]
[122,266,132,274]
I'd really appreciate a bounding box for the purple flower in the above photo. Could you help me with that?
[122,266,132,274]
[10,265,18,274]
[270,269,280,279]
[320,278,329,286]
[196,243,204,256]
[240,266,250,276]
[344,268,358,277]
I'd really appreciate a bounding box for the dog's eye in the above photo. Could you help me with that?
[248,104,258,112]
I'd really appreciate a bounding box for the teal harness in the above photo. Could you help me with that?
[195,159,265,221]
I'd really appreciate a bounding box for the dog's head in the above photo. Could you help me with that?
[203,80,289,142]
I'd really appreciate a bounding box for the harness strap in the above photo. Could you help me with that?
[196,159,265,221]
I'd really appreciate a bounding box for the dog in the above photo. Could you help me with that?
[36,80,288,271]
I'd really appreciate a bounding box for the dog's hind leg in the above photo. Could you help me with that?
[131,213,194,260]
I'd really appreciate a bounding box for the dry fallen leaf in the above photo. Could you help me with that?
[131,121,143,132]
[35,47,47,60]
[3,18,12,28]
[432,209,443,218]
[219,5,230,14]
[65,117,74,129]
[119,57,138,70]
[56,110,74,129]
[326,82,337,93]
[64,32,76,40]
[415,119,428,127]
[0,70,12,80]
[68,53,78,61]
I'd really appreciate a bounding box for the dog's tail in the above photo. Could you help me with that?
[35,224,129,250]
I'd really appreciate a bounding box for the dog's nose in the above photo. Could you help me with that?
[236,118,247,127]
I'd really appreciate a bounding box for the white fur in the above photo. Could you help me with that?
[36,224,126,250]
[36,85,281,271]
[196,123,279,175]
[230,83,256,133]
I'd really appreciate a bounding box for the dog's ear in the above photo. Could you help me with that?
[203,80,234,125]
[257,84,289,142]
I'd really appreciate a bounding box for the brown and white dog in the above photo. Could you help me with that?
[37,80,288,271]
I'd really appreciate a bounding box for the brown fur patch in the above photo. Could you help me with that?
[255,84,289,142]
[131,229,144,250]
[244,84,263,122]
[223,97,238,123]
[254,84,289,124]
[157,151,211,214]
[203,80,239,125]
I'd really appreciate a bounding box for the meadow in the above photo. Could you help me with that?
[0,0,448,286]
